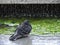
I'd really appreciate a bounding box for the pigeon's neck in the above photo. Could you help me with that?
[24,22,29,25]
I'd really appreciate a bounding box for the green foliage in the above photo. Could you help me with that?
[0,18,60,35]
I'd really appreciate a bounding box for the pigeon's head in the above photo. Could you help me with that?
[23,20,29,24]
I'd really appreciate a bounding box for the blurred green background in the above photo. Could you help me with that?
[0,18,60,35]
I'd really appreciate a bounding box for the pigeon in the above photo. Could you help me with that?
[9,20,32,41]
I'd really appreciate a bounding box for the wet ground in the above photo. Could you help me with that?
[0,35,60,45]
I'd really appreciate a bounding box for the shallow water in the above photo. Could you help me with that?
[0,35,60,45]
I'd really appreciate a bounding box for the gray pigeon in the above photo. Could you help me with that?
[9,20,32,41]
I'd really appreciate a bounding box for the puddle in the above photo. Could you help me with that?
[0,35,60,45]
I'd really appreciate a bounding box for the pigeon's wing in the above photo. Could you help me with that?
[21,24,32,34]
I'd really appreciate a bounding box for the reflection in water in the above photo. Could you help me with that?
[0,35,32,45]
[12,37,32,45]
[0,35,60,45]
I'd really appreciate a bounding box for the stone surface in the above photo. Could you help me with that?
[0,0,60,4]
[0,35,60,45]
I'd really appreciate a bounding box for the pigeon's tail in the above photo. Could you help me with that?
[9,34,28,41]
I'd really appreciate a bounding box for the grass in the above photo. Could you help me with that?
[0,18,60,35]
